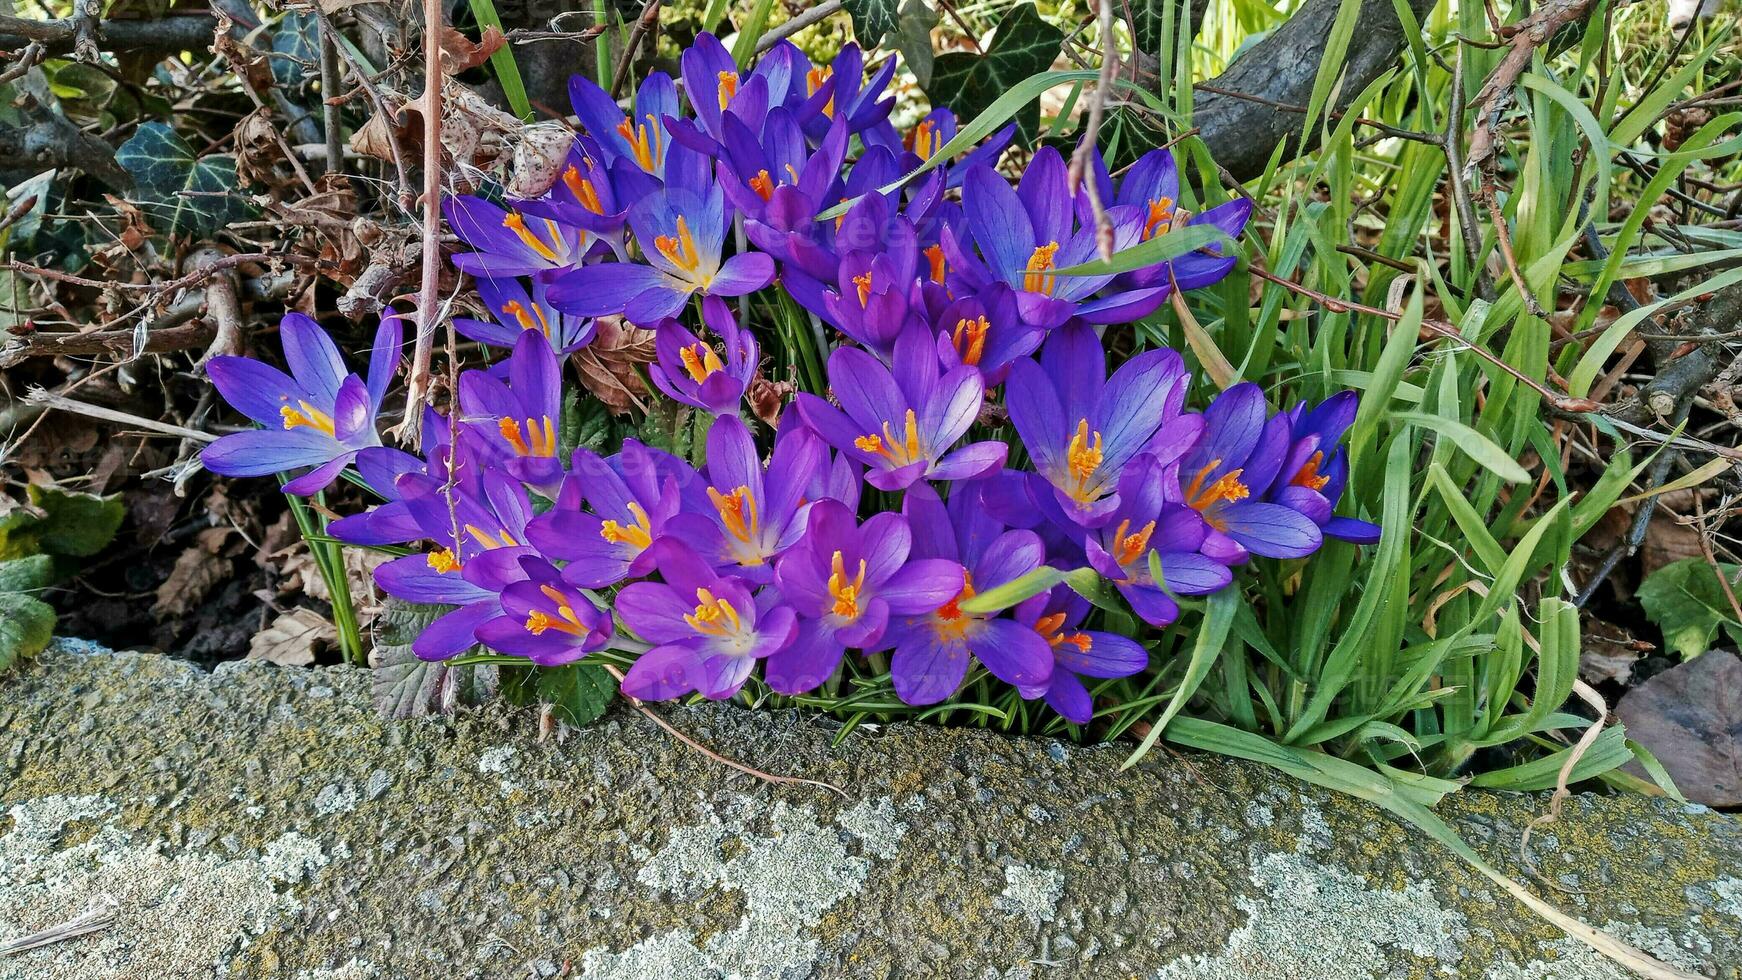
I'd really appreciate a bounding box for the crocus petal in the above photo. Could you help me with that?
[1219,502,1324,559]
[412,602,496,660]
[970,618,1053,688]
[205,356,303,427]
[620,642,704,700]
[545,263,672,317]
[279,313,346,405]
[1325,516,1382,545]
[201,428,340,478]
[706,252,776,295]
[880,558,964,614]
[763,618,846,694]
[891,636,969,706]
[1043,670,1094,725]
[1059,631,1149,678]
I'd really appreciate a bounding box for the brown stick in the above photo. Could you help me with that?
[398,0,448,448]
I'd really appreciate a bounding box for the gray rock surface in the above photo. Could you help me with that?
[1,641,1738,979]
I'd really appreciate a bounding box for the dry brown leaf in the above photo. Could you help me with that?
[248,608,335,666]
[572,316,655,414]
[1617,651,1742,806]
[439,25,507,73]
[507,123,575,199]
[1640,513,1706,579]
[153,527,235,621]
[274,544,390,630]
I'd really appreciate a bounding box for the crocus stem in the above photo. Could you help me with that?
[283,489,366,665]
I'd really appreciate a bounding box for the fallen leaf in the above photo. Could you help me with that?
[248,607,335,666]
[152,527,235,620]
[1617,650,1742,806]
[273,543,390,630]
[572,316,655,414]
[439,25,506,73]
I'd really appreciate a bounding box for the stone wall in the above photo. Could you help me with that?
[1,642,1738,979]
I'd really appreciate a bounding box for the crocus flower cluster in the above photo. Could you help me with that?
[201,33,1379,725]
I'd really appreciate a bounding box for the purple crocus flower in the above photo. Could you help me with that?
[475,555,614,665]
[863,107,1015,189]
[444,196,591,278]
[457,331,566,496]
[667,32,789,155]
[925,284,1042,387]
[881,482,1054,706]
[815,193,926,356]
[737,113,850,280]
[525,439,699,588]
[455,276,596,355]
[948,148,1163,329]
[617,540,797,701]
[202,313,401,495]
[1172,383,1324,561]
[1004,323,1196,526]
[789,43,896,140]
[569,70,681,177]
[1267,391,1381,545]
[1108,147,1253,293]
[514,135,633,239]
[371,470,539,660]
[796,327,1006,491]
[766,500,964,695]
[1012,588,1148,724]
[1084,454,1234,627]
[662,413,822,581]
[546,177,775,324]
[648,295,758,416]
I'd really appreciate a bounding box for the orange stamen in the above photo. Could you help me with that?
[1023,242,1060,295]
[464,524,519,550]
[503,212,561,262]
[501,300,551,338]
[708,485,760,545]
[498,416,556,457]
[616,114,662,172]
[279,400,336,437]
[853,270,874,306]
[853,409,924,466]
[526,584,590,636]
[653,215,702,274]
[1065,419,1103,501]
[806,66,835,117]
[827,550,867,619]
[426,548,461,574]
[1112,518,1157,567]
[680,342,724,382]
[599,501,654,550]
[924,243,947,284]
[1292,450,1331,492]
[716,70,738,111]
[1142,197,1177,240]
[952,315,989,366]
[1034,611,1092,652]
[748,169,775,201]
[563,166,605,214]
[685,587,742,637]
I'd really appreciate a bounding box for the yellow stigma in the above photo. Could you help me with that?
[525,584,590,637]
[498,415,557,457]
[680,342,725,382]
[653,215,702,275]
[1292,450,1331,492]
[563,165,605,214]
[852,270,874,306]
[501,300,551,338]
[1065,419,1103,502]
[599,501,654,550]
[1023,242,1060,295]
[748,169,775,201]
[426,548,461,574]
[1142,197,1178,240]
[708,485,760,546]
[1112,518,1157,568]
[1184,459,1251,531]
[502,212,562,262]
[685,587,743,637]
[716,70,739,111]
[806,65,835,117]
[924,243,947,284]
[280,400,336,437]
[826,550,867,619]
[616,113,662,171]
[853,409,924,466]
[464,524,519,550]
[1034,611,1092,653]
[952,315,989,366]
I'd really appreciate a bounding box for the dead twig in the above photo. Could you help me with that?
[602,664,848,797]
[397,0,448,448]
[1068,0,1118,262]
[610,0,661,99]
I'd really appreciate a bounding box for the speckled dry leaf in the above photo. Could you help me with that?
[572,317,654,414]
[507,123,575,199]
[247,608,334,666]
[153,527,235,621]
[1617,651,1742,806]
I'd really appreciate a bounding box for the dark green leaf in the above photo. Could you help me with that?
[844,0,902,48]
[501,660,616,727]
[924,4,1064,143]
[369,599,501,718]
[891,0,939,87]
[116,122,255,237]
[27,485,124,557]
[1639,557,1742,660]
[0,592,56,671]
[271,11,319,88]
[561,389,615,456]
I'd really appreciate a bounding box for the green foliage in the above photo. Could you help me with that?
[116,122,255,238]
[1639,558,1742,659]
[370,599,502,718]
[0,487,124,671]
[502,661,617,727]
[843,0,902,50]
[925,4,1064,143]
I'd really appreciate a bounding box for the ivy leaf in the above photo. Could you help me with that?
[116,122,255,237]
[501,661,615,727]
[271,11,320,88]
[892,0,939,87]
[844,0,902,48]
[1638,557,1742,660]
[924,3,1064,143]
[0,592,56,671]
[369,599,501,718]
